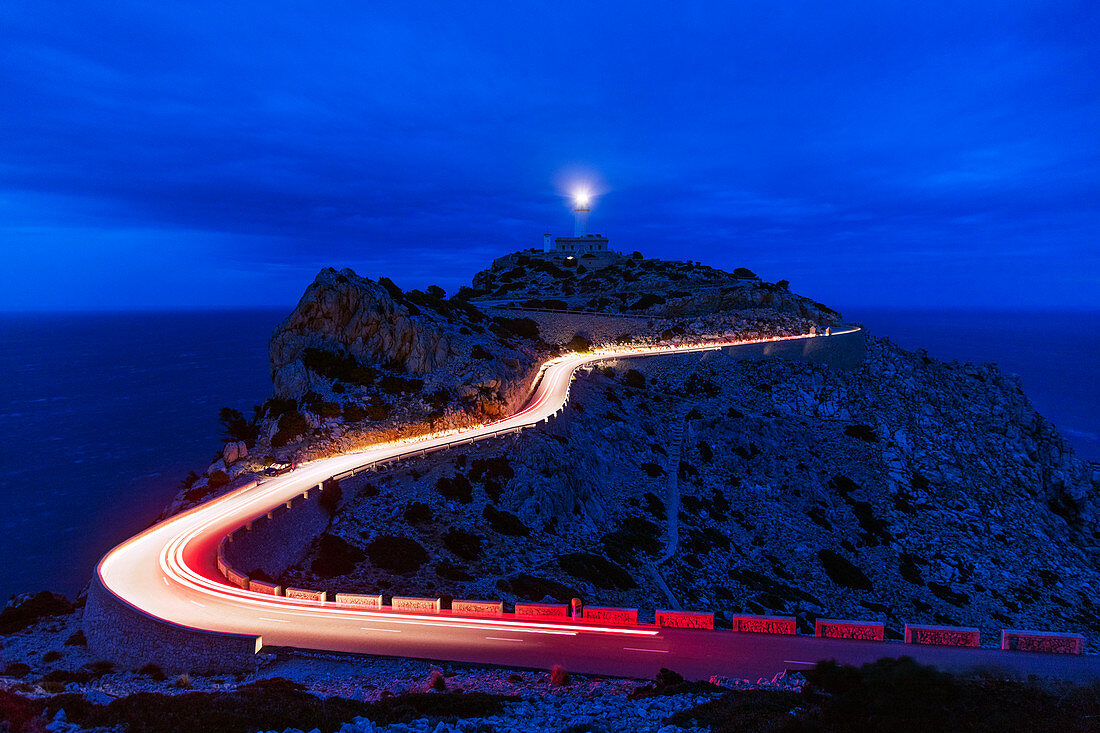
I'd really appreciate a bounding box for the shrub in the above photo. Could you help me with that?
[899,553,926,585]
[64,630,86,646]
[601,517,662,565]
[490,317,540,341]
[643,492,666,519]
[641,462,665,478]
[218,407,260,447]
[627,293,666,311]
[818,550,873,591]
[207,470,231,490]
[443,529,483,560]
[844,423,878,442]
[733,267,758,278]
[622,369,646,388]
[558,552,636,590]
[139,663,167,681]
[435,475,473,503]
[697,441,713,462]
[311,534,365,577]
[851,501,892,546]
[435,561,472,581]
[365,536,428,574]
[42,651,62,663]
[928,582,971,607]
[470,344,493,359]
[342,403,368,422]
[495,573,578,602]
[3,662,31,679]
[550,665,571,687]
[469,455,514,484]
[261,397,299,420]
[271,410,309,448]
[483,505,529,536]
[365,398,392,421]
[565,334,591,352]
[0,591,74,634]
[403,502,433,524]
[301,348,377,386]
[380,374,424,395]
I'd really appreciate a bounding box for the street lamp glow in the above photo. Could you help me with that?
[574,191,590,207]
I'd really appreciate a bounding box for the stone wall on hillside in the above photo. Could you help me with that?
[222,486,332,579]
[84,578,261,674]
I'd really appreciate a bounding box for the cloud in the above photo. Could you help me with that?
[0,1,1097,309]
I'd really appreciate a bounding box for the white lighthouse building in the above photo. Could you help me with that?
[543,192,613,256]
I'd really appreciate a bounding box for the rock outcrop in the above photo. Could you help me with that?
[270,268,452,396]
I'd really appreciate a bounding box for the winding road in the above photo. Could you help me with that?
[93,329,1100,682]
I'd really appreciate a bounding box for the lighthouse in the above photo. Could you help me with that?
[546,191,612,256]
[573,192,590,236]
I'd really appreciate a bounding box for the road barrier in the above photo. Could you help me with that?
[515,602,569,617]
[226,568,250,590]
[335,593,383,608]
[731,614,797,635]
[905,624,980,647]
[583,606,639,625]
[392,596,442,612]
[285,587,326,602]
[249,580,283,596]
[452,600,504,615]
[1002,629,1085,654]
[655,610,714,629]
[815,619,885,641]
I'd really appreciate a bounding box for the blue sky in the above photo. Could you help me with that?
[1,1,1097,311]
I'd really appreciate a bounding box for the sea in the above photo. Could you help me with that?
[0,308,1097,600]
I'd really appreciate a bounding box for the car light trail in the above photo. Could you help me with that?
[94,329,860,664]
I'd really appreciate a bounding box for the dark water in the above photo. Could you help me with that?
[0,311,283,600]
[849,309,1100,463]
[0,308,1096,600]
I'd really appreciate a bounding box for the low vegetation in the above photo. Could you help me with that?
[0,679,518,733]
[670,657,1100,733]
[364,535,427,574]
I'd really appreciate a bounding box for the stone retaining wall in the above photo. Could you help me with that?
[453,600,504,615]
[515,602,569,617]
[1002,629,1085,654]
[222,485,332,579]
[392,596,442,611]
[84,577,262,674]
[815,618,885,641]
[731,614,797,635]
[503,310,657,348]
[655,610,714,629]
[905,624,980,647]
[583,606,639,625]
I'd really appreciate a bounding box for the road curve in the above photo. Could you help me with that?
[94,329,1100,682]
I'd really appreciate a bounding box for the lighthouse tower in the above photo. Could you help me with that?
[550,191,612,256]
[573,194,590,236]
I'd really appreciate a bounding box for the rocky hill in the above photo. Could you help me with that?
[274,334,1100,648]
[169,251,1099,650]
